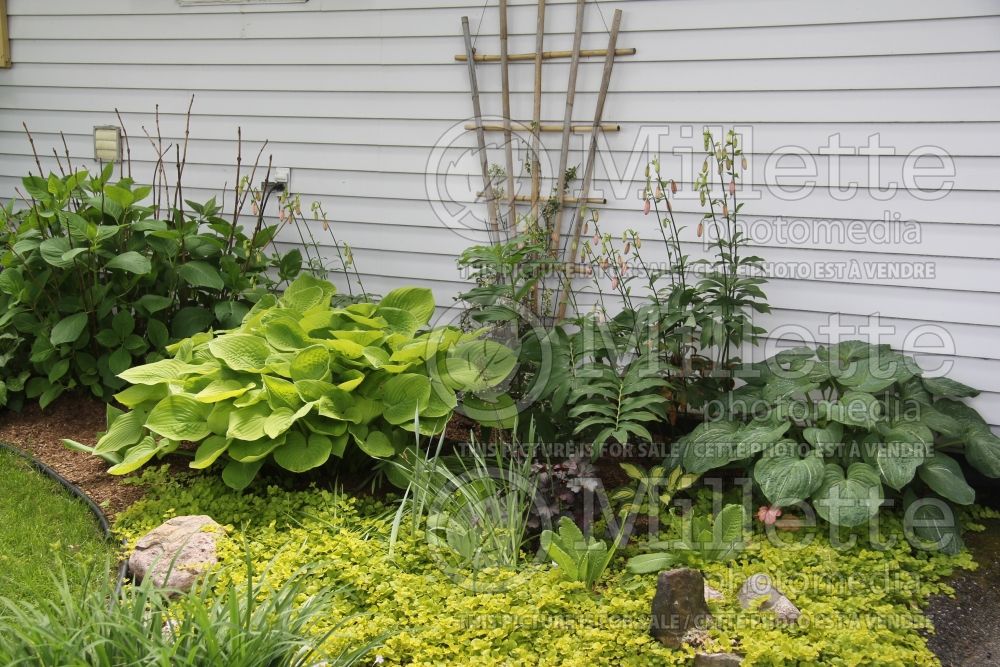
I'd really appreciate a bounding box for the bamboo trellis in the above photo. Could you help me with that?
[457,1,632,319]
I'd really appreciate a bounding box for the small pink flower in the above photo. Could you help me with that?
[757,505,782,526]
[729,179,737,195]
[252,204,260,216]
[610,276,619,290]
[592,233,600,245]
[643,198,651,215]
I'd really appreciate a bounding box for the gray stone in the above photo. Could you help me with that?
[129,515,222,593]
[694,652,744,666]
[704,583,724,602]
[649,568,713,648]
[738,573,801,623]
[694,653,743,667]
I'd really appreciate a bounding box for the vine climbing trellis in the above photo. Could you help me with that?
[456,0,635,320]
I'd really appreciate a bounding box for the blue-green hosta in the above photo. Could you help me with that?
[676,341,1000,552]
[66,275,515,489]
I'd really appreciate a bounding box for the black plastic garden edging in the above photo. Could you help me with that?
[0,441,129,589]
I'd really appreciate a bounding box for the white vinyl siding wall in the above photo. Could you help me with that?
[1,0,998,426]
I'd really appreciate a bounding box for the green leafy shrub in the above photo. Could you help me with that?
[627,504,747,573]
[0,557,375,667]
[680,340,1000,551]
[455,128,771,447]
[0,166,303,409]
[569,357,669,453]
[540,516,624,589]
[609,462,698,516]
[75,275,515,489]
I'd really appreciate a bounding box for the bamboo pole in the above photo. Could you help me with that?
[549,0,586,254]
[499,0,516,231]
[455,47,636,62]
[461,16,499,241]
[529,0,546,224]
[0,0,10,69]
[514,194,604,205]
[464,121,620,133]
[476,191,605,205]
[556,8,623,321]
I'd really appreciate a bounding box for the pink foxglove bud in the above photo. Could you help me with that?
[729,179,736,195]
[670,179,678,194]
[610,276,619,290]
[643,198,651,215]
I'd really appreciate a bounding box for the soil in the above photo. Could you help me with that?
[925,519,1000,666]
[0,393,145,519]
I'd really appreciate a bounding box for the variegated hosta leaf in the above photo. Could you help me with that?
[754,445,825,507]
[812,463,883,527]
[918,453,975,505]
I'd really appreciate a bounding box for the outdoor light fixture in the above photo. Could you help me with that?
[93,126,121,163]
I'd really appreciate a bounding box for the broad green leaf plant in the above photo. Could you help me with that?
[678,340,1000,552]
[540,516,626,589]
[0,167,304,409]
[627,503,747,573]
[67,275,515,490]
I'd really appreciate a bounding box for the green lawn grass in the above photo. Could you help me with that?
[0,449,117,603]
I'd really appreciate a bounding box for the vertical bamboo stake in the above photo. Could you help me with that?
[549,0,586,253]
[499,0,516,231]
[556,8,622,321]
[528,0,546,223]
[462,16,499,242]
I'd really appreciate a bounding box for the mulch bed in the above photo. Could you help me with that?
[0,394,144,519]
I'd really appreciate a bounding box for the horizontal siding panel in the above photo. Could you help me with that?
[10,18,1000,65]
[5,115,1000,160]
[5,54,1000,93]
[3,87,999,123]
[9,0,1000,31]
[4,156,993,226]
[755,310,1000,362]
[275,243,1000,327]
[12,163,990,262]
[3,132,997,193]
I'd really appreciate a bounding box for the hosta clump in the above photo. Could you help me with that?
[75,275,515,490]
[678,340,1000,552]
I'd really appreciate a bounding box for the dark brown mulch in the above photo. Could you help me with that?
[924,520,1000,666]
[0,394,145,520]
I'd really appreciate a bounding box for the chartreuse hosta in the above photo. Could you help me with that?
[64,275,516,490]
[676,341,1000,552]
